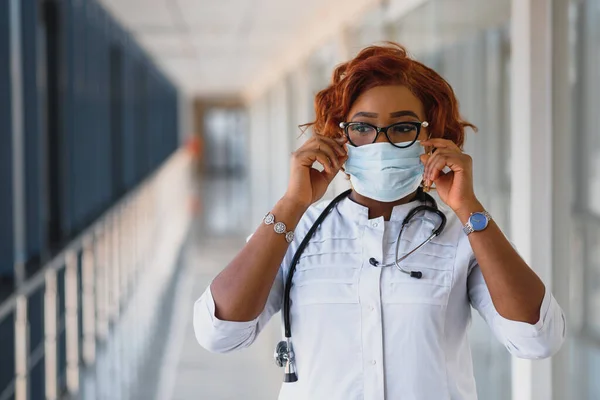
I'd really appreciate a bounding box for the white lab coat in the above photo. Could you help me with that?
[194,196,566,399]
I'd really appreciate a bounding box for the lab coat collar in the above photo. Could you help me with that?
[337,193,425,225]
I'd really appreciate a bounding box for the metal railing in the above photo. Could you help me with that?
[0,150,193,400]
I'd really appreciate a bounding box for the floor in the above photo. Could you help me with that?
[152,176,282,400]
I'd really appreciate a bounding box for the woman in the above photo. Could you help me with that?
[194,43,565,399]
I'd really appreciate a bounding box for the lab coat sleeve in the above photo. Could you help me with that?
[193,266,284,353]
[193,202,324,354]
[467,262,566,359]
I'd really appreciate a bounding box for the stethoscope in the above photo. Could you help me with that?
[274,187,447,382]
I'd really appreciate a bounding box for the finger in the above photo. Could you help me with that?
[315,142,342,169]
[427,155,450,182]
[314,150,345,175]
[327,141,350,165]
[420,138,461,152]
[334,136,348,144]
[311,153,333,175]
[424,150,442,179]
[427,153,468,181]
[420,153,432,187]
[421,153,434,189]
[294,149,331,172]
[425,151,452,180]
[315,135,348,157]
[320,162,340,183]
[424,149,461,178]
[302,141,340,169]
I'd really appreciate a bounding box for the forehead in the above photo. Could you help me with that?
[348,85,425,118]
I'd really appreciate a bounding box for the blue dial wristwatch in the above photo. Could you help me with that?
[463,211,492,235]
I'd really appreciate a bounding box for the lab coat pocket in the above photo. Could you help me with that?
[381,249,455,306]
[291,260,360,305]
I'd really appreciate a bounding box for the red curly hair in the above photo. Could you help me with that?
[302,42,476,148]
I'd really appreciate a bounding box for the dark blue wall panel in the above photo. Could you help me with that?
[0,312,16,396]
[0,2,15,277]
[97,8,112,214]
[122,46,137,188]
[22,0,44,264]
[63,0,76,240]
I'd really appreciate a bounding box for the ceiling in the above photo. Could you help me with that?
[99,0,378,100]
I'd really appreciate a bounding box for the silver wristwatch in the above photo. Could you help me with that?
[463,211,492,235]
[264,212,295,243]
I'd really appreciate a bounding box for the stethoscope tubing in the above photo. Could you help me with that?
[275,188,448,382]
[282,189,445,338]
[282,189,353,338]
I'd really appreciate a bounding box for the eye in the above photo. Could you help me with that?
[391,123,417,133]
[350,123,373,134]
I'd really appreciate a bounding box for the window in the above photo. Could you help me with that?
[570,0,600,398]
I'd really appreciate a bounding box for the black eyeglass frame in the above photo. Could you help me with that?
[339,120,430,148]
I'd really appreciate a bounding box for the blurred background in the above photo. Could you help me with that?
[0,0,596,399]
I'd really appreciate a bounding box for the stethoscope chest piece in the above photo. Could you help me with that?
[274,339,298,382]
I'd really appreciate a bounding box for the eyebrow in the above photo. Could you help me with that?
[351,110,420,120]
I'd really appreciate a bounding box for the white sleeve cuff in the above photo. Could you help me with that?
[494,286,553,338]
[203,285,260,330]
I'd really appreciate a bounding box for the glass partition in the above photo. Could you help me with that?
[570,0,600,398]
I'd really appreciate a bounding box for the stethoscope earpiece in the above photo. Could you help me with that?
[410,271,423,279]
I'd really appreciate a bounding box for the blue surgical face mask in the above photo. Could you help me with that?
[344,141,425,202]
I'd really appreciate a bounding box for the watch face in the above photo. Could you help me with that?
[469,212,489,231]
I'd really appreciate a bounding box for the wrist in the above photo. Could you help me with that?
[454,198,484,224]
[277,195,310,218]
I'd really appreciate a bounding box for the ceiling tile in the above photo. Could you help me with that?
[98,0,370,97]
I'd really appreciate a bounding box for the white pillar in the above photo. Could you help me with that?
[65,251,80,393]
[510,0,553,399]
[14,296,28,400]
[550,0,572,398]
[82,238,97,365]
[45,270,59,400]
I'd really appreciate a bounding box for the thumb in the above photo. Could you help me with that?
[322,166,340,184]
[420,154,430,164]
